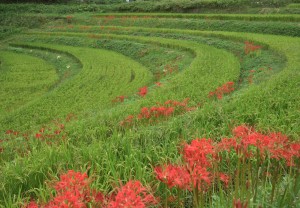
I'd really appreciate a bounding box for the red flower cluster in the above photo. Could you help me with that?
[34,120,67,143]
[155,125,300,196]
[108,180,158,208]
[138,106,174,119]
[244,41,262,55]
[5,129,19,136]
[137,86,148,97]
[120,98,196,126]
[217,125,300,166]
[1,114,77,155]
[208,81,235,99]
[183,138,214,168]
[155,138,215,191]
[154,165,190,190]
[25,170,103,208]
[25,171,157,208]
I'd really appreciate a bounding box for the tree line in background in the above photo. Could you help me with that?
[0,0,120,3]
[1,0,300,6]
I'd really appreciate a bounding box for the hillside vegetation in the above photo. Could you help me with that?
[0,4,299,208]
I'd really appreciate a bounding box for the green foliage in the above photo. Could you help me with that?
[0,51,58,118]
[0,9,299,208]
[287,3,300,8]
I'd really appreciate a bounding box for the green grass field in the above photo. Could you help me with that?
[0,7,299,208]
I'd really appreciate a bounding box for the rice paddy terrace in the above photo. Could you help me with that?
[0,12,300,207]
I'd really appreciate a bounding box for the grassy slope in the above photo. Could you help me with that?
[0,43,153,130]
[0,51,58,118]
[36,27,299,137]
[0,10,299,207]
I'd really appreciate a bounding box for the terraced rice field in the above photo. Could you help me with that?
[0,12,299,207]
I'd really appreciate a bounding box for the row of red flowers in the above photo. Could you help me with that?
[1,114,77,154]
[120,98,197,126]
[208,81,235,100]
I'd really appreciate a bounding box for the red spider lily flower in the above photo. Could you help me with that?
[164,107,174,116]
[35,133,42,139]
[39,128,45,133]
[24,170,106,207]
[233,199,248,208]
[219,173,230,188]
[54,170,88,192]
[5,130,13,134]
[155,106,166,117]
[47,191,86,208]
[138,107,151,119]
[290,143,300,157]
[155,164,190,190]
[266,133,300,166]
[108,180,158,208]
[221,82,234,94]
[93,191,105,204]
[49,170,92,206]
[241,132,273,156]
[121,98,196,126]
[189,166,211,191]
[215,88,223,100]
[183,138,215,168]
[118,96,126,102]
[138,86,148,97]
[216,138,238,153]
[244,41,261,55]
[13,131,19,136]
[24,201,39,208]
[208,82,234,99]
